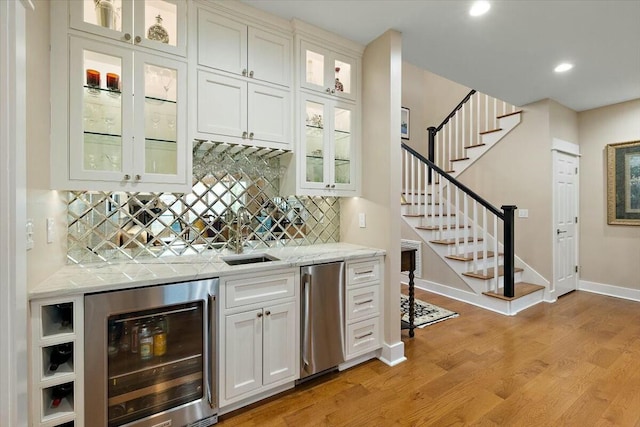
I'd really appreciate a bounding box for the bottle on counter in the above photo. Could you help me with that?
[139,323,153,361]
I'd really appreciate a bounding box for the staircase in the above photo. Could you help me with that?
[401,91,546,315]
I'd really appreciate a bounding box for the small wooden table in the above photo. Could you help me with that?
[401,247,417,337]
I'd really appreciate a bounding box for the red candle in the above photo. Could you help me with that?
[86,69,100,88]
[106,73,120,91]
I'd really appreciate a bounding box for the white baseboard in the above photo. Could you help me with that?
[579,280,640,302]
[378,341,406,367]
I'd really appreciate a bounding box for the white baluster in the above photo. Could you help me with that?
[473,201,478,271]
[448,122,452,170]
[417,156,422,219]
[439,173,444,237]
[482,206,488,277]
[484,93,488,132]
[454,186,460,255]
[455,112,459,162]
[463,195,469,257]
[410,155,415,211]
[462,103,466,156]
[476,93,481,146]
[493,97,497,129]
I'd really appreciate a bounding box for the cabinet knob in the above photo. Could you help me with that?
[325,184,330,188]
[135,174,141,181]
[249,70,254,78]
[242,69,248,76]
[249,132,254,140]
[326,88,331,93]
[331,89,336,94]
[265,310,271,316]
[124,33,131,41]
[331,184,336,188]
[134,36,142,44]
[124,174,131,181]
[257,312,263,318]
[242,131,248,139]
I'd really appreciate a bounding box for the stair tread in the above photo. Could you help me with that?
[417,224,468,231]
[463,266,524,280]
[464,143,486,149]
[430,237,483,245]
[445,251,501,261]
[479,128,503,135]
[496,110,523,119]
[451,157,470,162]
[482,282,545,301]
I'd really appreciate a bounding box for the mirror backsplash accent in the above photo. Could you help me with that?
[66,142,340,263]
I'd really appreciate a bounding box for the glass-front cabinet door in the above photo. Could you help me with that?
[301,94,356,193]
[70,0,187,56]
[134,53,187,184]
[69,37,134,182]
[301,40,356,101]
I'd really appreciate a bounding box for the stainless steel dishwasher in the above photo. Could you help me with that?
[299,261,345,381]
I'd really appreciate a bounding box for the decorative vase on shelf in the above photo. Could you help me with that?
[94,0,116,30]
[334,67,344,92]
[147,14,169,44]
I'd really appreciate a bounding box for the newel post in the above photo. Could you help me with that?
[501,205,517,298]
[427,126,437,184]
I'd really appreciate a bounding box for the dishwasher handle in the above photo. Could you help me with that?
[301,273,312,372]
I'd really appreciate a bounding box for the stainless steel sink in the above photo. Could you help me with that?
[222,254,279,266]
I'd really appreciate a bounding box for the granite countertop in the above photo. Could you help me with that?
[29,243,385,299]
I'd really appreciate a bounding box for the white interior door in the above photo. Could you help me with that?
[553,147,579,297]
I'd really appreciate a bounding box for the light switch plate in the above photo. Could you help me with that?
[26,218,34,250]
[518,209,529,218]
[46,218,55,243]
[358,213,366,228]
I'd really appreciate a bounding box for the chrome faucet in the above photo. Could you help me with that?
[230,207,250,254]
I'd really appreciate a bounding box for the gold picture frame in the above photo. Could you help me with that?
[607,140,640,225]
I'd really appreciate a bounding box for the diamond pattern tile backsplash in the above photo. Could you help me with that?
[66,142,340,263]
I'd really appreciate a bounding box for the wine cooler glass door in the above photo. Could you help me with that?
[85,278,218,427]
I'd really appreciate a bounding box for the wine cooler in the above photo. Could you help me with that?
[85,278,219,427]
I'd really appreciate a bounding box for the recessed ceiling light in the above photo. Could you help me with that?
[469,1,491,17]
[554,63,574,73]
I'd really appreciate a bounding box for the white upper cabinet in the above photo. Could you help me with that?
[70,0,187,57]
[197,8,291,87]
[300,40,357,102]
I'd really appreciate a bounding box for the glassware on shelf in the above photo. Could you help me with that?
[147,14,169,44]
[334,67,344,92]
[94,0,117,30]
[106,72,120,91]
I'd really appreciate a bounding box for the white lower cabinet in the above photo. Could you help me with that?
[219,270,298,409]
[344,257,383,360]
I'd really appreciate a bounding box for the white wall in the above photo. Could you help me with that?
[26,0,67,290]
[578,99,640,290]
[341,29,404,364]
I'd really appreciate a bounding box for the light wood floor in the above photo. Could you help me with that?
[218,288,640,426]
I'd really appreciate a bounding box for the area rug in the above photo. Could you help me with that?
[400,294,459,328]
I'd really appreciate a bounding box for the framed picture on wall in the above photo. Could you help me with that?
[401,107,410,140]
[607,140,640,225]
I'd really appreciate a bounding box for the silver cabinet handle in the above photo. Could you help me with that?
[134,174,141,181]
[301,273,311,370]
[134,35,142,44]
[331,89,336,94]
[249,70,254,78]
[257,312,263,318]
[355,332,373,340]
[355,299,374,305]
[326,88,331,93]
[242,131,248,139]
[265,310,271,316]
[330,184,336,188]
[123,174,131,180]
[325,184,330,188]
[249,132,254,140]
[124,33,131,41]
[557,229,567,235]
[355,270,374,275]
[242,69,248,76]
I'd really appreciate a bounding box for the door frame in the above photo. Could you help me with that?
[551,138,580,299]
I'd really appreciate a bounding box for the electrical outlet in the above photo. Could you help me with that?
[518,209,529,218]
[47,218,55,243]
[358,213,366,228]
[26,219,34,250]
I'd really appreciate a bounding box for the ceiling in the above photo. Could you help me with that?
[241,0,640,112]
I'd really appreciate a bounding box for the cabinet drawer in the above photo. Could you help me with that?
[346,285,379,322]
[346,317,380,358]
[225,273,295,309]
[347,260,380,286]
